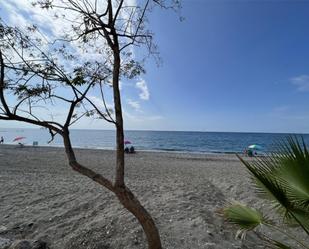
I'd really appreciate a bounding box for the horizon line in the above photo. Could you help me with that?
[0,127,308,135]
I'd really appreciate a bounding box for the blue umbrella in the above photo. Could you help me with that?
[248,144,263,150]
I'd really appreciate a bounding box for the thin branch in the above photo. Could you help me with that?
[13,96,31,115]
[113,0,124,25]
[49,94,73,103]
[0,50,11,114]
[120,0,150,52]
[99,81,115,123]
[69,109,91,126]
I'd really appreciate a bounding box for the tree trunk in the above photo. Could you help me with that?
[112,50,125,188]
[115,187,162,249]
[62,131,162,249]
[110,37,162,248]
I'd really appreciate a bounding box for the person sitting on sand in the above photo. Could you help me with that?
[247,149,253,157]
[129,146,135,153]
[124,146,129,153]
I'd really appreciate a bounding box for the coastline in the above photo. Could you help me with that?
[0,143,241,156]
[1,128,305,155]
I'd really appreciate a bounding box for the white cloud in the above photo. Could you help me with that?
[119,81,123,91]
[146,115,163,121]
[88,95,113,111]
[122,111,164,130]
[2,0,112,66]
[136,79,150,100]
[127,99,141,111]
[3,0,63,36]
[290,75,309,92]
[2,0,142,60]
[123,111,163,123]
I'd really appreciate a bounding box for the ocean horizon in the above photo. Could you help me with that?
[0,128,308,154]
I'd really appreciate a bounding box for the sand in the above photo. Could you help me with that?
[0,145,305,248]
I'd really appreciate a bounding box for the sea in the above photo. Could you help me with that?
[0,128,308,154]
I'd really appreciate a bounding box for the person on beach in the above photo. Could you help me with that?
[0,136,4,144]
[124,146,129,153]
[124,145,135,154]
[129,146,135,153]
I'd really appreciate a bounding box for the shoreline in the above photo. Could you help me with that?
[0,143,241,156]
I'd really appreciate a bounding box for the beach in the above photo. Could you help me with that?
[0,145,297,248]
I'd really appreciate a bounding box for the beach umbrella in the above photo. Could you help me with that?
[248,144,263,150]
[13,136,26,142]
[124,140,132,145]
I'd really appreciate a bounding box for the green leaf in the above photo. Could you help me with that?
[269,239,292,249]
[237,155,292,214]
[237,136,309,235]
[275,137,309,212]
[223,203,265,231]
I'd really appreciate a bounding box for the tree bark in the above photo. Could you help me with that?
[62,130,162,249]
[112,49,125,188]
[115,187,162,249]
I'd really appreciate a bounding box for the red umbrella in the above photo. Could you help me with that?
[13,136,26,142]
[124,140,131,145]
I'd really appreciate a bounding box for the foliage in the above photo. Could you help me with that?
[222,136,309,249]
[222,203,266,239]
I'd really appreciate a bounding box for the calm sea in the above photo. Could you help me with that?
[0,128,308,154]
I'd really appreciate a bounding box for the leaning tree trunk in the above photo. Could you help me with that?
[62,129,162,249]
[115,187,162,249]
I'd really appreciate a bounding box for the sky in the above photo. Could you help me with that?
[1,0,309,133]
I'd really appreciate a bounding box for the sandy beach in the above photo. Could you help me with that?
[0,145,301,249]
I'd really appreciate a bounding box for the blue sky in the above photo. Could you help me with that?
[1,0,309,133]
[142,0,309,133]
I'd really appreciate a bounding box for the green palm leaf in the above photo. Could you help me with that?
[237,136,309,235]
[269,239,292,249]
[237,155,291,211]
[222,203,267,239]
[222,137,309,248]
[275,137,309,211]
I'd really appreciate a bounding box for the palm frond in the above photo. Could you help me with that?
[268,239,292,249]
[289,209,309,233]
[237,155,292,213]
[275,137,309,211]
[237,136,309,235]
[222,203,266,239]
